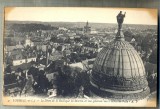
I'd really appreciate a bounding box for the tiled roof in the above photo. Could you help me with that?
[11,62,32,71]
[5,46,16,52]
[49,51,63,61]
[15,45,24,49]
[5,45,24,52]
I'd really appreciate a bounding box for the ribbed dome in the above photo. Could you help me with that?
[90,38,150,99]
[90,12,150,99]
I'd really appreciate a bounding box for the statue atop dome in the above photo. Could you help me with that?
[117,11,126,30]
[116,11,126,40]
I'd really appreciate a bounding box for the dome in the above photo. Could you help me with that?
[90,14,150,99]
[90,38,150,99]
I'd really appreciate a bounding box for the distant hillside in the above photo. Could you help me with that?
[5,21,157,32]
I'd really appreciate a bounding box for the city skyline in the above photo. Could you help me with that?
[5,7,158,25]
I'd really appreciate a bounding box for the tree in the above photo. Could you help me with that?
[74,37,81,43]
[5,65,12,73]
[7,34,14,37]
[141,36,151,54]
[124,31,134,41]
[64,37,71,43]
[50,36,57,43]
[56,65,84,97]
[149,49,157,64]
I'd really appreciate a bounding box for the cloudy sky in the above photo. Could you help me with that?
[5,7,158,25]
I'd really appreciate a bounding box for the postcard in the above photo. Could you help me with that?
[3,7,158,107]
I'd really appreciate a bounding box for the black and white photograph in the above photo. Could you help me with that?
[3,7,158,107]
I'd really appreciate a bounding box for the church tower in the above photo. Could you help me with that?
[84,21,91,34]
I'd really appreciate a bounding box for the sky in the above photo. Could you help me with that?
[5,7,158,25]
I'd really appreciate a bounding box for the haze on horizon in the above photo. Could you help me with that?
[5,7,158,25]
